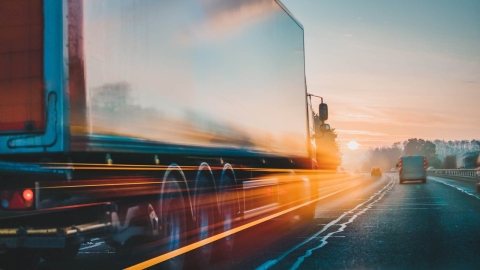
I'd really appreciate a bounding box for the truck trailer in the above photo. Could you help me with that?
[0,0,330,268]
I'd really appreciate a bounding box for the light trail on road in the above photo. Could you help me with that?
[124,175,368,270]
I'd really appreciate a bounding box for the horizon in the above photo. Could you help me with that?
[281,0,480,156]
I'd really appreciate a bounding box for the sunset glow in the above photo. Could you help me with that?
[347,140,359,150]
[283,0,480,170]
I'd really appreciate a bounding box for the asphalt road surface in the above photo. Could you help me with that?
[36,173,480,270]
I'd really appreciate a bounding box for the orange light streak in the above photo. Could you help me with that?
[124,178,365,270]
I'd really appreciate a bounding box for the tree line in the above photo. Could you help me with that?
[362,139,480,171]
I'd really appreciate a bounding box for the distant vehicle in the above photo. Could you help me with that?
[456,152,480,169]
[427,166,435,171]
[398,156,427,184]
[371,167,383,177]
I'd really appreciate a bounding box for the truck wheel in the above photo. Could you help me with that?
[160,178,187,270]
[42,243,80,262]
[215,172,237,259]
[193,171,215,269]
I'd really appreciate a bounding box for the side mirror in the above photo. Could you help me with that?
[315,123,331,137]
[320,123,330,132]
[319,103,328,121]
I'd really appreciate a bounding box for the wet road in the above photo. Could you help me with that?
[36,173,480,269]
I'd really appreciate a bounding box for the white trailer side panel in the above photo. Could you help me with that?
[77,0,308,157]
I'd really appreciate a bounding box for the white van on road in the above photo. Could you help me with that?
[398,155,427,184]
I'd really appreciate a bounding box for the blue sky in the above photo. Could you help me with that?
[281,0,480,151]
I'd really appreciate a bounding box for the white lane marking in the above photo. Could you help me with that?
[378,203,447,205]
[256,176,395,270]
[78,251,115,254]
[318,178,364,191]
[430,177,480,200]
[290,178,395,270]
[79,241,104,250]
[125,176,369,270]
[368,208,442,210]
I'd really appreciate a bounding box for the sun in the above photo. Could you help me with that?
[347,140,359,150]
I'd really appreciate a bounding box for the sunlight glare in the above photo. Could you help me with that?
[348,140,359,150]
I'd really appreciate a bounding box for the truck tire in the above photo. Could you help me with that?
[42,243,80,262]
[214,172,237,260]
[193,169,215,269]
[159,177,187,270]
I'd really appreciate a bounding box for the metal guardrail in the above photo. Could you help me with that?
[431,169,480,179]
[430,169,480,192]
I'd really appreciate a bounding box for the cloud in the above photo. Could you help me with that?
[196,0,278,38]
[336,129,386,136]
[345,113,372,119]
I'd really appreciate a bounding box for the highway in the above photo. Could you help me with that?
[35,173,480,269]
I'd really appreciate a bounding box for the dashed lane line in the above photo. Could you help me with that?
[79,242,104,250]
[124,176,369,270]
[256,176,395,270]
[429,176,480,200]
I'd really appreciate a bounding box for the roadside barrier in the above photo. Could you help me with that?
[429,169,480,192]
[431,169,479,178]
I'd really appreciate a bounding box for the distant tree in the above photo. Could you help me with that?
[403,138,441,168]
[433,139,480,162]
[316,129,342,171]
[361,143,402,172]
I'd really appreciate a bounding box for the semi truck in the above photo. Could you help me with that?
[456,152,480,169]
[0,0,330,268]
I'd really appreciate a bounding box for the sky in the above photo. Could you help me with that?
[281,0,480,165]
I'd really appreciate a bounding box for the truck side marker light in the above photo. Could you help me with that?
[106,153,113,165]
[23,189,34,201]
